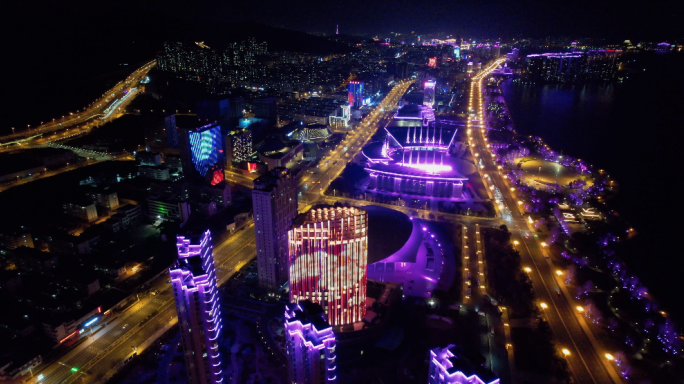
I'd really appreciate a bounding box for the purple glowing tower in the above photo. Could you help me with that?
[428,345,499,384]
[284,301,337,383]
[170,230,224,384]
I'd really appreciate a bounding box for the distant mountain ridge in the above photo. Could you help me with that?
[185,22,356,54]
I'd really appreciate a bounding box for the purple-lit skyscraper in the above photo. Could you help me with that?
[284,301,337,383]
[347,81,364,108]
[428,345,499,384]
[423,78,436,108]
[170,230,224,384]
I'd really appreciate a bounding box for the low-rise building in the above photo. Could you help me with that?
[147,197,191,224]
[135,151,162,166]
[85,188,120,211]
[62,199,98,222]
[0,231,34,249]
[138,165,171,180]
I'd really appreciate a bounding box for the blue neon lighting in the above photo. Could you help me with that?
[189,126,221,176]
[84,317,99,327]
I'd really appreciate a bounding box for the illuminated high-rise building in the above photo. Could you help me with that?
[288,206,368,327]
[423,78,436,108]
[428,345,499,384]
[253,97,278,123]
[253,168,298,290]
[225,128,253,167]
[347,81,364,108]
[284,301,337,384]
[178,122,225,186]
[170,230,224,384]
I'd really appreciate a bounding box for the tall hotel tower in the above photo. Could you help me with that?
[288,206,368,327]
[252,167,298,289]
[170,230,224,384]
[423,78,436,108]
[284,301,337,383]
[428,345,499,384]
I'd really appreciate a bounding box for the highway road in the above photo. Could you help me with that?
[19,79,415,384]
[468,59,619,384]
[0,150,133,193]
[33,224,256,384]
[297,80,414,209]
[0,61,155,151]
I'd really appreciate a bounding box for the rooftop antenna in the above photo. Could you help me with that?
[336,25,339,35]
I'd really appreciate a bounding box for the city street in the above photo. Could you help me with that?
[469,59,619,384]
[32,225,256,384]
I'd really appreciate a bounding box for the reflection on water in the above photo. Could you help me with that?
[500,69,684,320]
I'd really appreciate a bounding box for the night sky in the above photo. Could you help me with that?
[3,0,683,42]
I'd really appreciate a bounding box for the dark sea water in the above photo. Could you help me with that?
[501,51,684,322]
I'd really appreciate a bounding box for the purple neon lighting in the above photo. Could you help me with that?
[284,303,337,383]
[429,346,500,384]
[365,168,467,181]
[170,230,223,384]
[399,162,453,173]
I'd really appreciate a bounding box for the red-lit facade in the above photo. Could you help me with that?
[288,206,368,327]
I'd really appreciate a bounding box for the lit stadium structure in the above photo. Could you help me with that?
[170,231,224,384]
[288,206,368,327]
[363,105,475,199]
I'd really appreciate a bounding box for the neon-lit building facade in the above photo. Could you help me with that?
[179,122,224,186]
[289,206,368,327]
[429,345,499,384]
[284,301,337,383]
[347,81,364,108]
[424,78,436,107]
[170,230,224,384]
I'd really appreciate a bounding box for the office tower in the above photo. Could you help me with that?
[289,206,368,327]
[170,231,224,384]
[225,129,253,167]
[196,99,230,122]
[397,62,409,79]
[252,168,298,290]
[428,345,500,384]
[178,122,224,186]
[254,97,278,123]
[284,301,337,384]
[228,97,245,120]
[423,78,436,108]
[165,115,180,149]
[506,48,520,62]
[347,81,364,108]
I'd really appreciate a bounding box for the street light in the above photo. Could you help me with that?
[540,302,548,310]
[576,306,584,312]
[605,353,614,361]
[562,348,571,356]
